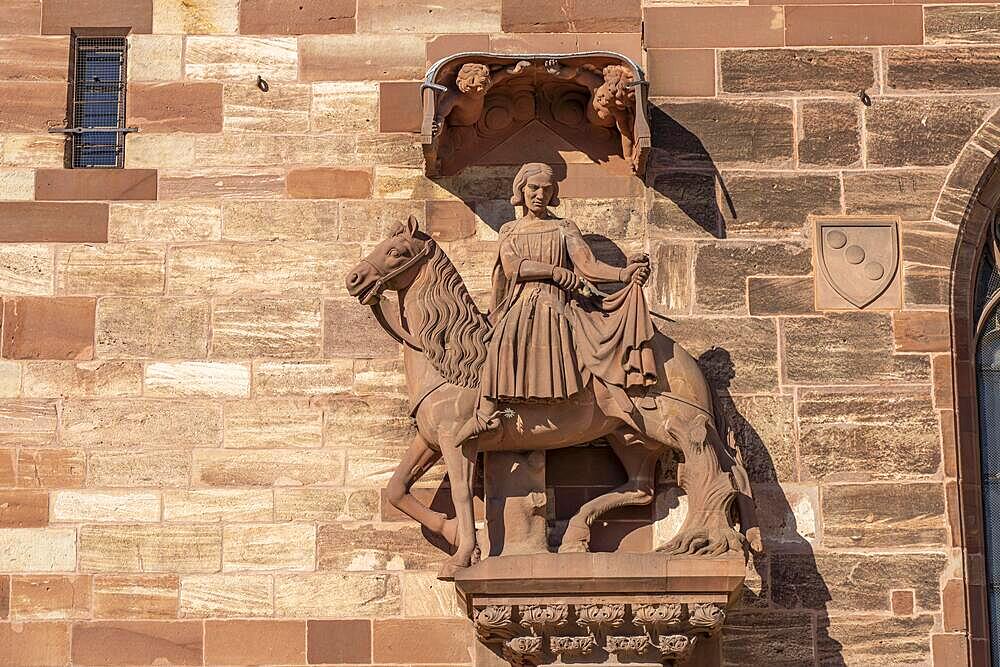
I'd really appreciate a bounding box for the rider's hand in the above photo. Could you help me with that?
[552,266,579,291]
[622,261,650,286]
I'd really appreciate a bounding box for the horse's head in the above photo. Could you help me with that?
[346,215,433,306]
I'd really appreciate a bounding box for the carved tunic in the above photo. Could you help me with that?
[483,217,657,402]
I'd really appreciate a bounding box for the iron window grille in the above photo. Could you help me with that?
[50,35,136,168]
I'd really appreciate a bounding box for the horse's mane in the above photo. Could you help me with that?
[407,242,490,388]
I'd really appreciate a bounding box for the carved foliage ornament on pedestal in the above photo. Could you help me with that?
[420,52,651,177]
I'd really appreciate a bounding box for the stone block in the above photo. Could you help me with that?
[211,298,320,358]
[17,449,85,489]
[127,35,182,81]
[650,243,692,315]
[109,202,221,242]
[96,297,209,358]
[56,245,164,296]
[222,200,337,241]
[893,310,950,352]
[2,297,94,360]
[185,36,297,81]
[41,0,152,33]
[867,97,991,167]
[205,620,306,665]
[887,47,1000,91]
[0,203,107,243]
[299,34,425,81]
[179,574,273,617]
[153,0,238,33]
[340,199,423,242]
[723,172,841,237]
[925,6,1000,45]
[490,32,577,53]
[0,82,68,132]
[646,49,715,97]
[379,81,422,133]
[50,491,159,523]
[0,528,76,571]
[797,387,939,481]
[721,48,873,94]
[426,34,490,64]
[0,1,41,34]
[324,396,413,448]
[167,242,358,296]
[785,5,923,46]
[902,221,954,308]
[307,619,371,664]
[822,482,946,548]
[274,573,401,616]
[783,313,930,385]
[286,167,372,199]
[192,449,345,486]
[0,36,69,81]
[647,170,722,238]
[653,100,794,168]
[35,169,158,201]
[0,490,47,527]
[71,621,202,666]
[747,276,814,316]
[931,633,970,667]
[223,82,310,133]
[311,81,378,132]
[402,572,461,617]
[144,361,249,397]
[667,317,779,394]
[317,522,441,571]
[239,0,355,34]
[644,7,783,48]
[127,82,223,133]
[578,32,642,61]
[86,450,191,488]
[94,575,179,619]
[163,489,273,523]
[323,298,401,359]
[0,168,33,200]
[0,400,57,436]
[252,359,354,396]
[722,611,815,666]
[820,614,934,664]
[193,134,355,168]
[275,488,379,523]
[10,576,90,620]
[798,100,861,167]
[694,241,812,313]
[124,134,196,170]
[79,525,221,573]
[0,449,14,487]
[223,399,321,449]
[891,589,915,616]
[359,0,500,33]
[843,169,947,221]
[0,621,71,667]
[0,134,63,168]
[716,394,798,484]
[222,523,314,571]
[21,360,142,398]
[372,618,472,663]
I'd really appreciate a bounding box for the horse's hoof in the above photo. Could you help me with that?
[558,539,589,554]
[437,561,467,581]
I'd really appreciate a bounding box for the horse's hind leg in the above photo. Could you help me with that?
[437,441,477,580]
[386,434,457,548]
[558,430,657,554]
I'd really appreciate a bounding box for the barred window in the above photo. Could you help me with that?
[68,35,129,168]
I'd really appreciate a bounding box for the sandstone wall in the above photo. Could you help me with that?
[0,0,986,665]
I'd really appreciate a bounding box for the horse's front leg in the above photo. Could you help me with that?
[437,439,478,581]
[385,434,456,548]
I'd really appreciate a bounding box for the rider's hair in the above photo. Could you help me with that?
[510,162,560,208]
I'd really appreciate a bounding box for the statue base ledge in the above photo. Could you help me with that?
[455,553,745,666]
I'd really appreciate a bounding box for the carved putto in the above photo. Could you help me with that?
[420,52,652,177]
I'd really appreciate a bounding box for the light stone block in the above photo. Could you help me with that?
[124,134,197,169]
[0,169,33,200]
[222,523,315,571]
[180,574,274,617]
[144,361,251,398]
[357,0,501,33]
[374,167,462,200]
[223,83,311,134]
[21,361,143,398]
[163,489,273,523]
[211,298,321,358]
[55,244,165,296]
[62,399,222,449]
[109,202,221,243]
[0,245,54,295]
[402,572,462,618]
[252,360,354,396]
[127,35,183,80]
[0,361,21,397]
[186,36,297,81]
[51,490,161,523]
[80,525,222,573]
[223,399,322,449]
[87,450,191,488]
[0,528,77,571]
[274,573,401,616]
[96,297,211,359]
[193,134,356,168]
[153,0,239,33]
[0,135,64,168]
[311,82,378,133]
[192,449,344,487]
[221,200,339,242]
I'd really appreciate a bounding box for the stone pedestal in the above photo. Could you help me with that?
[456,552,745,666]
[483,450,548,557]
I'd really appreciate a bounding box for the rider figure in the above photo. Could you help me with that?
[455,162,657,444]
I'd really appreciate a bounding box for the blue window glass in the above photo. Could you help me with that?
[71,36,128,168]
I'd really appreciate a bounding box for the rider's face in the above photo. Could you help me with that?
[522,172,554,216]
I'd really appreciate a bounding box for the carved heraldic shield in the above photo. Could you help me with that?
[816,219,899,309]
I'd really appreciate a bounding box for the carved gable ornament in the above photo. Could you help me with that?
[420,51,651,178]
[815,216,901,310]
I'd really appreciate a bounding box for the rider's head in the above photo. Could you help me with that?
[511,162,559,215]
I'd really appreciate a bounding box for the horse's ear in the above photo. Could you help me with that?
[404,215,420,237]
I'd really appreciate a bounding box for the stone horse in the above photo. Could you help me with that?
[345,216,761,580]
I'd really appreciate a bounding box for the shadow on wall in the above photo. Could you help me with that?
[700,348,844,666]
